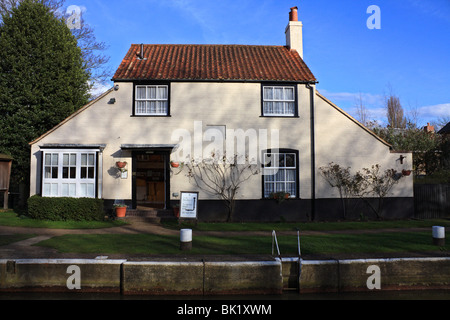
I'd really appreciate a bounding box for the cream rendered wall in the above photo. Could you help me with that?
[30,81,411,202]
[313,92,413,198]
[30,82,313,201]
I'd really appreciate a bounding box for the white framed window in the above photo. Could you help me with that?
[135,85,169,115]
[263,152,297,198]
[262,85,296,116]
[42,150,97,198]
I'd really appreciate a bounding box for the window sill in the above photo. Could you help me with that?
[130,115,171,117]
[260,115,299,118]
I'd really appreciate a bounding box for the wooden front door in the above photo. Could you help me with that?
[134,153,166,209]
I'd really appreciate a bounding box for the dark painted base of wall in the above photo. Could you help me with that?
[172,197,415,222]
[102,197,414,222]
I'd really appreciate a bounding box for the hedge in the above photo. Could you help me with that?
[27,195,104,221]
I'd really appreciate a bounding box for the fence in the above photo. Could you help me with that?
[414,184,450,219]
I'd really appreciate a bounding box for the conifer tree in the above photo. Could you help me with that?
[0,0,90,197]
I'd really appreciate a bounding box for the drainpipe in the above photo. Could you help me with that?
[306,83,316,221]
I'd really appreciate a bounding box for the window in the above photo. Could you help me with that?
[135,85,169,115]
[262,85,296,116]
[262,152,297,198]
[42,150,97,198]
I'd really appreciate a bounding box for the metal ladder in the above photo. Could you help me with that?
[272,229,302,291]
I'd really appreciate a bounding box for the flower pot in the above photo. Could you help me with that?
[170,161,180,168]
[115,206,126,218]
[402,169,411,176]
[173,207,180,218]
[116,161,127,169]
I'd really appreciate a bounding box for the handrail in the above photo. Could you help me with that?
[272,230,281,259]
[296,228,301,258]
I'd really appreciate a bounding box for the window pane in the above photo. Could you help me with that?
[81,167,87,179]
[88,167,95,179]
[263,87,273,100]
[62,183,69,196]
[275,183,285,192]
[274,102,283,114]
[70,154,76,165]
[88,154,95,165]
[147,86,156,99]
[157,86,167,99]
[286,154,295,167]
[81,154,87,166]
[136,101,145,114]
[63,167,69,179]
[45,154,51,166]
[136,86,146,99]
[52,167,58,179]
[286,183,296,196]
[69,184,76,197]
[285,102,295,115]
[286,169,296,181]
[63,154,69,165]
[51,183,58,196]
[70,167,76,179]
[44,183,50,195]
[87,184,94,197]
[52,154,58,165]
[274,87,283,100]
[285,87,294,100]
[45,167,51,179]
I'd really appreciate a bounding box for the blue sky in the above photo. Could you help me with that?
[74,0,449,128]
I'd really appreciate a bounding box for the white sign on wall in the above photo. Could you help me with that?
[179,191,198,219]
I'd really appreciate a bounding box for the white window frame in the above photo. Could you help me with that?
[135,84,169,115]
[262,85,296,116]
[42,149,98,198]
[263,152,297,198]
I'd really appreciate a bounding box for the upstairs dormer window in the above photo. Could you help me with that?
[135,84,169,116]
[262,85,297,117]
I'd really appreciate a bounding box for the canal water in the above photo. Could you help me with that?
[1,290,449,300]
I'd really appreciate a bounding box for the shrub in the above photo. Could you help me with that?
[27,195,104,221]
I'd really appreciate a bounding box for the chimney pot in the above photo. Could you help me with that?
[289,6,298,21]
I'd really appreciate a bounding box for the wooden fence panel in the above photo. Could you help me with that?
[414,184,450,219]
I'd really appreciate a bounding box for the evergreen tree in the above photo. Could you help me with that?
[0,0,89,195]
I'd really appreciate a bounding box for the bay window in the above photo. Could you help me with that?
[42,150,98,198]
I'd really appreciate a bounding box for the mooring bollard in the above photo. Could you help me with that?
[180,228,192,251]
[432,226,445,246]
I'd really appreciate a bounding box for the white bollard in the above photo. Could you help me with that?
[432,226,445,246]
[180,228,192,251]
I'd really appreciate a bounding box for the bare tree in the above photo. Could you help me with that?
[384,84,407,129]
[184,152,259,222]
[354,92,370,126]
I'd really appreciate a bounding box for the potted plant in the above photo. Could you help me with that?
[173,203,180,217]
[269,192,290,203]
[113,203,127,218]
[116,161,127,169]
[402,169,412,176]
[170,161,180,168]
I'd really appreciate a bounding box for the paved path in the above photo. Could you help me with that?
[0,220,444,260]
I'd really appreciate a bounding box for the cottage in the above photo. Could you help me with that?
[29,7,414,221]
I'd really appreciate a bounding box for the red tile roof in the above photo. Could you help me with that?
[112,44,316,82]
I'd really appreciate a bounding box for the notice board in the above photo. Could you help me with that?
[179,191,198,219]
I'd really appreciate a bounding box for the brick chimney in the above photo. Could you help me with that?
[285,6,303,59]
[424,123,435,133]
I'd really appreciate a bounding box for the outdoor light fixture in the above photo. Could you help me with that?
[108,98,116,104]
[399,155,405,164]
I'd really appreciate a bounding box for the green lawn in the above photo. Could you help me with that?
[163,218,450,232]
[35,231,449,256]
[0,210,127,229]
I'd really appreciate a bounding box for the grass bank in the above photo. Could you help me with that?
[35,231,449,256]
[0,210,127,229]
[163,218,450,232]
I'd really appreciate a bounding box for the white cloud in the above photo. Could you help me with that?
[417,103,450,119]
[89,82,111,98]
